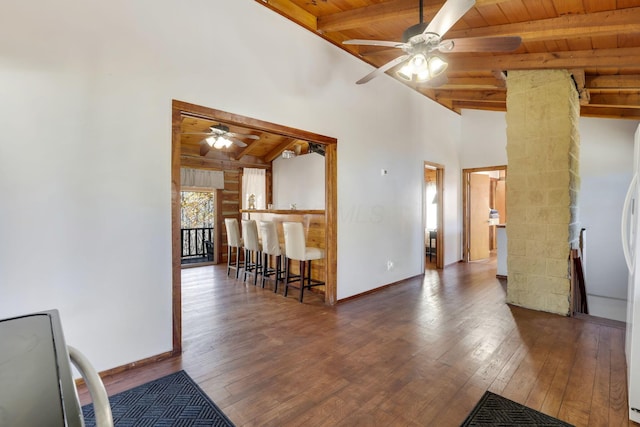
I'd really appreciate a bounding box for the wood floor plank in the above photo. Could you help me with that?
[76,260,633,426]
[609,327,630,426]
[589,325,613,426]
[557,322,600,425]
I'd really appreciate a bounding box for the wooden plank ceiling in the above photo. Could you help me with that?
[256,0,640,120]
[180,116,311,167]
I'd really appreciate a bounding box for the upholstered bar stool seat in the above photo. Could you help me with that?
[224,218,243,278]
[283,221,325,302]
[259,220,286,292]
[241,219,262,286]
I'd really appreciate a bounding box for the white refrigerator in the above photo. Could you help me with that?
[622,124,640,422]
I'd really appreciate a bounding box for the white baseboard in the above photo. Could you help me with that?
[586,294,627,322]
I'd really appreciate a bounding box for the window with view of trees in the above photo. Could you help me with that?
[180,191,215,262]
[181,191,214,228]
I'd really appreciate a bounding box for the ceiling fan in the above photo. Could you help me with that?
[343,0,522,85]
[183,124,259,155]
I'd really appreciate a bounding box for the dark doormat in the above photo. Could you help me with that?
[461,391,574,426]
[82,370,235,426]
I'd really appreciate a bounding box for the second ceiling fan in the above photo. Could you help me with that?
[183,124,260,156]
[344,0,521,85]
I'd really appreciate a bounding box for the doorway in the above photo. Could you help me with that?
[171,100,338,354]
[424,161,444,270]
[462,166,507,263]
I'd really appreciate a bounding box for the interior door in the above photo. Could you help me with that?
[469,173,490,261]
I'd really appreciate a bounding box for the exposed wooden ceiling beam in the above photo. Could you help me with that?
[580,106,640,120]
[445,7,640,42]
[570,69,591,105]
[452,100,506,112]
[588,93,640,109]
[258,0,317,30]
[343,7,640,58]
[586,75,640,89]
[234,140,261,161]
[318,0,513,33]
[442,85,640,110]
[447,47,640,72]
[181,154,269,170]
[434,89,506,102]
[264,137,297,163]
[438,76,506,89]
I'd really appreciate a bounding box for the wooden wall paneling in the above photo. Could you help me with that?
[325,143,337,304]
[435,166,444,269]
[214,188,223,264]
[266,169,273,207]
[171,107,183,355]
[221,170,242,264]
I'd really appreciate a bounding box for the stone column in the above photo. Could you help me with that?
[505,70,580,315]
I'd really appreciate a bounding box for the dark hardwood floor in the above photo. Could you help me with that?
[78,259,632,426]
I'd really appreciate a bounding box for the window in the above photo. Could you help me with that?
[180,191,215,262]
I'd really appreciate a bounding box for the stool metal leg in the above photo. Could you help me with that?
[284,258,291,297]
[298,260,305,302]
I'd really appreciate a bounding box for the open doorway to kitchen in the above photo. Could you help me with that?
[462,166,507,264]
[424,161,444,270]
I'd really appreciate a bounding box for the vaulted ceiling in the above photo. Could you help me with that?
[256,0,640,120]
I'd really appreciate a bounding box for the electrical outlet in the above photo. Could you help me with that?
[386,260,394,271]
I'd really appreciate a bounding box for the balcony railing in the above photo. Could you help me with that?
[181,227,214,264]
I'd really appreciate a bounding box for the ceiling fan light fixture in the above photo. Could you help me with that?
[213,136,232,149]
[282,149,296,159]
[205,136,216,147]
[396,53,448,83]
[396,63,414,82]
[427,55,448,78]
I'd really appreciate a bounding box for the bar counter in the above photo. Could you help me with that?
[240,209,326,287]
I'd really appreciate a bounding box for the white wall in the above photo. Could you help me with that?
[0,0,463,372]
[579,118,638,321]
[460,109,639,321]
[273,153,325,210]
[460,110,508,168]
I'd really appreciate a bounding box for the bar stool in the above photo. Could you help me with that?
[283,221,325,302]
[259,220,285,292]
[224,218,243,278]
[241,219,262,286]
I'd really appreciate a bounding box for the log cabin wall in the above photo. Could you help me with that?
[220,169,242,265]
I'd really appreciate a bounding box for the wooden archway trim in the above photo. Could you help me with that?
[171,100,338,354]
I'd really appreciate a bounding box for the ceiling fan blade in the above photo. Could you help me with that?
[344,39,406,48]
[182,132,215,136]
[424,0,475,37]
[439,36,522,53]
[200,143,211,156]
[228,136,247,148]
[227,132,260,140]
[356,54,410,85]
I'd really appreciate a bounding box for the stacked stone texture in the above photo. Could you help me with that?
[505,70,580,315]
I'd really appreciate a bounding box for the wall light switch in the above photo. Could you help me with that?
[381,169,388,176]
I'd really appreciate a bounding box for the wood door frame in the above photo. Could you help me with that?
[171,100,338,354]
[462,165,507,263]
[424,161,444,269]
